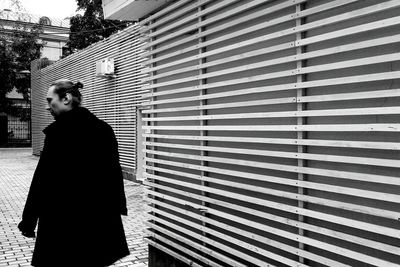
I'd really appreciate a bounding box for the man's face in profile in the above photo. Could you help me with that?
[46,86,69,119]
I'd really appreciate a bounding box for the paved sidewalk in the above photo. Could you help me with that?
[0,148,149,267]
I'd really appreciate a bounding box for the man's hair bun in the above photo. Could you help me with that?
[51,79,83,107]
[75,81,84,89]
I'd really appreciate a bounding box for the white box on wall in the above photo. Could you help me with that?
[96,58,115,76]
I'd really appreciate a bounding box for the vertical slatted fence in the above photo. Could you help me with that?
[139,0,400,266]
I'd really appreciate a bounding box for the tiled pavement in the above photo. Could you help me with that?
[0,148,149,267]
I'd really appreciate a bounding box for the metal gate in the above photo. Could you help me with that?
[2,99,31,147]
[7,114,31,146]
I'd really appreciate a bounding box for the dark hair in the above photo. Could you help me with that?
[51,79,83,107]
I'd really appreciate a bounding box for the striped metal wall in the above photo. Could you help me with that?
[31,24,146,173]
[139,0,400,266]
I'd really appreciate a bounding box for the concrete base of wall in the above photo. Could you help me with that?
[148,245,190,267]
[122,166,137,182]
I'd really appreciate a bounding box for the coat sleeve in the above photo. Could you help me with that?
[18,138,49,235]
[105,124,128,216]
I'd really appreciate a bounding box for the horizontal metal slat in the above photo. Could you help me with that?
[143,133,400,150]
[146,214,277,267]
[143,1,400,72]
[143,107,400,121]
[146,186,400,257]
[143,123,400,132]
[148,198,349,267]
[145,167,399,220]
[142,33,400,82]
[146,141,400,168]
[148,206,303,267]
[144,70,400,100]
[145,181,400,266]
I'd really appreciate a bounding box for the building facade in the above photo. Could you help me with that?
[0,9,69,61]
[0,9,69,146]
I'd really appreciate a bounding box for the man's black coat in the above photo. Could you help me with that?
[18,107,129,266]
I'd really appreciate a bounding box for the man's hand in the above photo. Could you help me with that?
[21,230,35,238]
[18,221,36,238]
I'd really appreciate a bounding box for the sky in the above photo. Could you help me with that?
[1,0,79,19]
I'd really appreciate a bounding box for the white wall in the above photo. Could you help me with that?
[41,40,64,61]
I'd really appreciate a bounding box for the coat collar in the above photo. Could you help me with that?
[43,107,95,134]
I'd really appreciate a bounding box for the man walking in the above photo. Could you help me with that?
[18,79,130,266]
